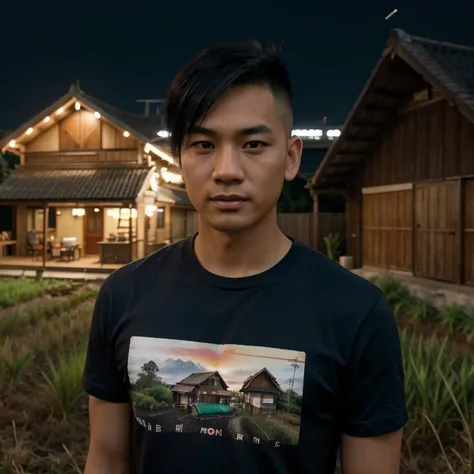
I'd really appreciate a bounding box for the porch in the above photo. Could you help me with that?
[0,255,120,273]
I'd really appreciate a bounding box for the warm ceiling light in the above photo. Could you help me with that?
[56,107,64,115]
[9,140,16,147]
[94,207,100,212]
[43,116,51,123]
[123,131,130,137]
[75,101,81,111]
[26,127,33,135]
[94,111,101,119]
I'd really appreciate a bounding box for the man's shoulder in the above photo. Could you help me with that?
[101,238,188,291]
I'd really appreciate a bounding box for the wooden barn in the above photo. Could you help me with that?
[240,368,283,415]
[311,29,474,286]
[171,371,232,408]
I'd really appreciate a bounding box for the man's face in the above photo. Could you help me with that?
[179,84,302,234]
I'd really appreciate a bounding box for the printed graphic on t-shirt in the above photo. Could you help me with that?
[127,336,306,446]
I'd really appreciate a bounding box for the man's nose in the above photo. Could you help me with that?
[212,145,245,183]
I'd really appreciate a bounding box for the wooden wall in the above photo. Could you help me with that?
[362,99,474,187]
[464,179,474,286]
[277,212,345,250]
[362,190,413,272]
[24,110,140,164]
[351,99,474,285]
[414,180,460,283]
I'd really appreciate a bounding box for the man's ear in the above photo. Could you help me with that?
[284,136,303,181]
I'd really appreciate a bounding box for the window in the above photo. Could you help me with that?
[31,208,56,230]
[157,207,165,228]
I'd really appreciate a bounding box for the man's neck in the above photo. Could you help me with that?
[194,215,292,278]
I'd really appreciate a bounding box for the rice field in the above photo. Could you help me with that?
[0,277,97,473]
[0,275,473,473]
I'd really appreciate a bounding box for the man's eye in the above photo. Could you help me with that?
[244,141,265,149]
[192,141,214,149]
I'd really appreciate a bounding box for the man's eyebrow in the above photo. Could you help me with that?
[239,125,273,135]
[188,124,273,136]
[189,126,214,136]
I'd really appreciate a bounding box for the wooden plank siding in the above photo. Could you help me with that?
[362,190,413,272]
[361,99,474,187]
[346,186,362,268]
[351,98,474,285]
[24,149,138,166]
[414,180,460,283]
[277,212,345,250]
[464,179,474,286]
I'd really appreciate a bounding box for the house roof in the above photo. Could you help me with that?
[0,166,152,202]
[0,84,169,156]
[312,29,474,189]
[240,368,282,393]
[156,185,192,207]
[172,371,229,390]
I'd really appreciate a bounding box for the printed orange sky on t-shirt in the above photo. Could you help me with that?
[128,336,306,394]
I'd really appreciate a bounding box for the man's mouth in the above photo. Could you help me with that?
[210,194,248,202]
[209,194,249,210]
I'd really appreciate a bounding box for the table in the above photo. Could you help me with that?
[0,240,17,257]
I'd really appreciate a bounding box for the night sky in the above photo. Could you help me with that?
[3,0,474,131]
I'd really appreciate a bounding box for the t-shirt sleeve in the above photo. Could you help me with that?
[82,279,129,403]
[340,293,408,437]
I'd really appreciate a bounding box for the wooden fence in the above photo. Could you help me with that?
[277,212,346,251]
[183,210,346,253]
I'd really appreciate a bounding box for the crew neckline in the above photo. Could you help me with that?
[181,233,300,289]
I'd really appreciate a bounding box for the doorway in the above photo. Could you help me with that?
[414,180,460,283]
[83,207,104,255]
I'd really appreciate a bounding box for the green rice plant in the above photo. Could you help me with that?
[434,365,474,473]
[0,286,98,337]
[41,345,87,420]
[459,305,474,343]
[371,274,412,308]
[31,301,95,356]
[0,278,71,308]
[440,302,469,334]
[395,295,438,320]
[400,330,474,440]
[0,338,34,388]
[322,233,340,261]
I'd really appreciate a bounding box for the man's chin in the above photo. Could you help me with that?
[203,214,256,234]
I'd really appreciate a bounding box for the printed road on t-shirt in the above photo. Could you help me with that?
[127,336,306,447]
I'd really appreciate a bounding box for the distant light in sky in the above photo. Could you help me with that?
[385,8,398,20]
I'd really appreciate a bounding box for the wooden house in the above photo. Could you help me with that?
[311,29,474,286]
[0,84,196,269]
[171,371,232,408]
[239,368,283,415]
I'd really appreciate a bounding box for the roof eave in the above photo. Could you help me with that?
[77,92,150,144]
[0,88,77,151]
[394,43,474,125]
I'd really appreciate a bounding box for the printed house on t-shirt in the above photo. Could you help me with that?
[172,371,232,408]
[240,368,283,415]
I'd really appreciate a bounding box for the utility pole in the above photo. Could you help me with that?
[136,99,165,116]
[286,357,300,409]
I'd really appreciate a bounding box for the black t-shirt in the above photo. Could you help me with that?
[82,235,408,474]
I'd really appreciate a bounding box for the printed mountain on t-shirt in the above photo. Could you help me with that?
[160,358,207,376]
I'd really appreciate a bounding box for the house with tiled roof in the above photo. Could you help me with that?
[171,371,232,408]
[0,84,196,270]
[239,368,283,415]
[311,29,474,286]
